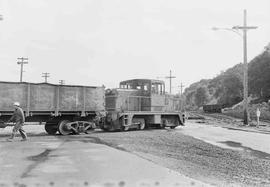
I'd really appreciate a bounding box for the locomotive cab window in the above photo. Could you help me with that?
[120,80,150,91]
[151,82,164,95]
[120,83,132,89]
[135,83,149,91]
[144,85,148,91]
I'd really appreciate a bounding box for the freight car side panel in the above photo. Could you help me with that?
[0,82,105,114]
[30,84,55,111]
[84,87,105,111]
[0,83,28,111]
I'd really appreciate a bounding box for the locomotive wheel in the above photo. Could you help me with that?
[45,123,58,135]
[123,126,129,131]
[58,120,72,135]
[171,117,180,129]
[160,119,167,129]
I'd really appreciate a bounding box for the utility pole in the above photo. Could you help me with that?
[179,82,184,96]
[42,73,50,83]
[17,57,28,82]
[233,10,257,125]
[165,70,176,94]
[59,80,65,85]
[213,10,257,125]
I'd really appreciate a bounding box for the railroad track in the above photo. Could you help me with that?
[186,112,206,120]
[187,111,270,127]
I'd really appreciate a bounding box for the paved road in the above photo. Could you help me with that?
[181,121,270,157]
[0,126,209,187]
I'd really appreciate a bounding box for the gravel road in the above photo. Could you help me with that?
[88,128,270,187]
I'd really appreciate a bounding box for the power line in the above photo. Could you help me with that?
[17,57,28,82]
[42,73,50,83]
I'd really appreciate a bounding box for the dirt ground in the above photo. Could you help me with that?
[87,127,270,187]
[1,117,270,186]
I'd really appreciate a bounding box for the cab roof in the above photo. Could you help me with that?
[120,79,165,85]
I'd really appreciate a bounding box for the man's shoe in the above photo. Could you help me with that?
[21,138,28,141]
[6,138,14,142]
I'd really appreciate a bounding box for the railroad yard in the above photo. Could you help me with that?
[0,113,270,187]
[1,1,269,187]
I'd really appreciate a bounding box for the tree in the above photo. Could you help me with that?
[249,51,270,101]
[218,73,243,107]
[194,87,209,107]
[184,43,270,109]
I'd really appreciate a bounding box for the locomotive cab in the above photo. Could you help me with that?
[119,79,166,111]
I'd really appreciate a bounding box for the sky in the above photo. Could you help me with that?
[0,0,269,93]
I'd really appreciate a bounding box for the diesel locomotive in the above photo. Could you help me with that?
[102,79,184,131]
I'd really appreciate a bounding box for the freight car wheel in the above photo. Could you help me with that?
[45,123,58,135]
[58,120,72,135]
[84,122,96,134]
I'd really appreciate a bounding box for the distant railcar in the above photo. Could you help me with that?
[203,104,222,113]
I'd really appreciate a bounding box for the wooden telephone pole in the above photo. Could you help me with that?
[233,10,257,125]
[17,57,28,82]
[165,70,176,94]
[59,80,65,85]
[42,73,50,83]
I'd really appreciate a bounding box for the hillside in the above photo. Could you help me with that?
[184,43,270,110]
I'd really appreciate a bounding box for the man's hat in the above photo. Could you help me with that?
[13,102,20,106]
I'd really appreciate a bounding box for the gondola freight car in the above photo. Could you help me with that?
[0,81,105,135]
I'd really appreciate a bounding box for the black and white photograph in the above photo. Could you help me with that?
[0,0,270,186]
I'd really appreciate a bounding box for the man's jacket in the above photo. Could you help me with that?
[8,107,25,123]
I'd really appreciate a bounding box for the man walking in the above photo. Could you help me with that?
[256,107,261,128]
[6,102,28,141]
